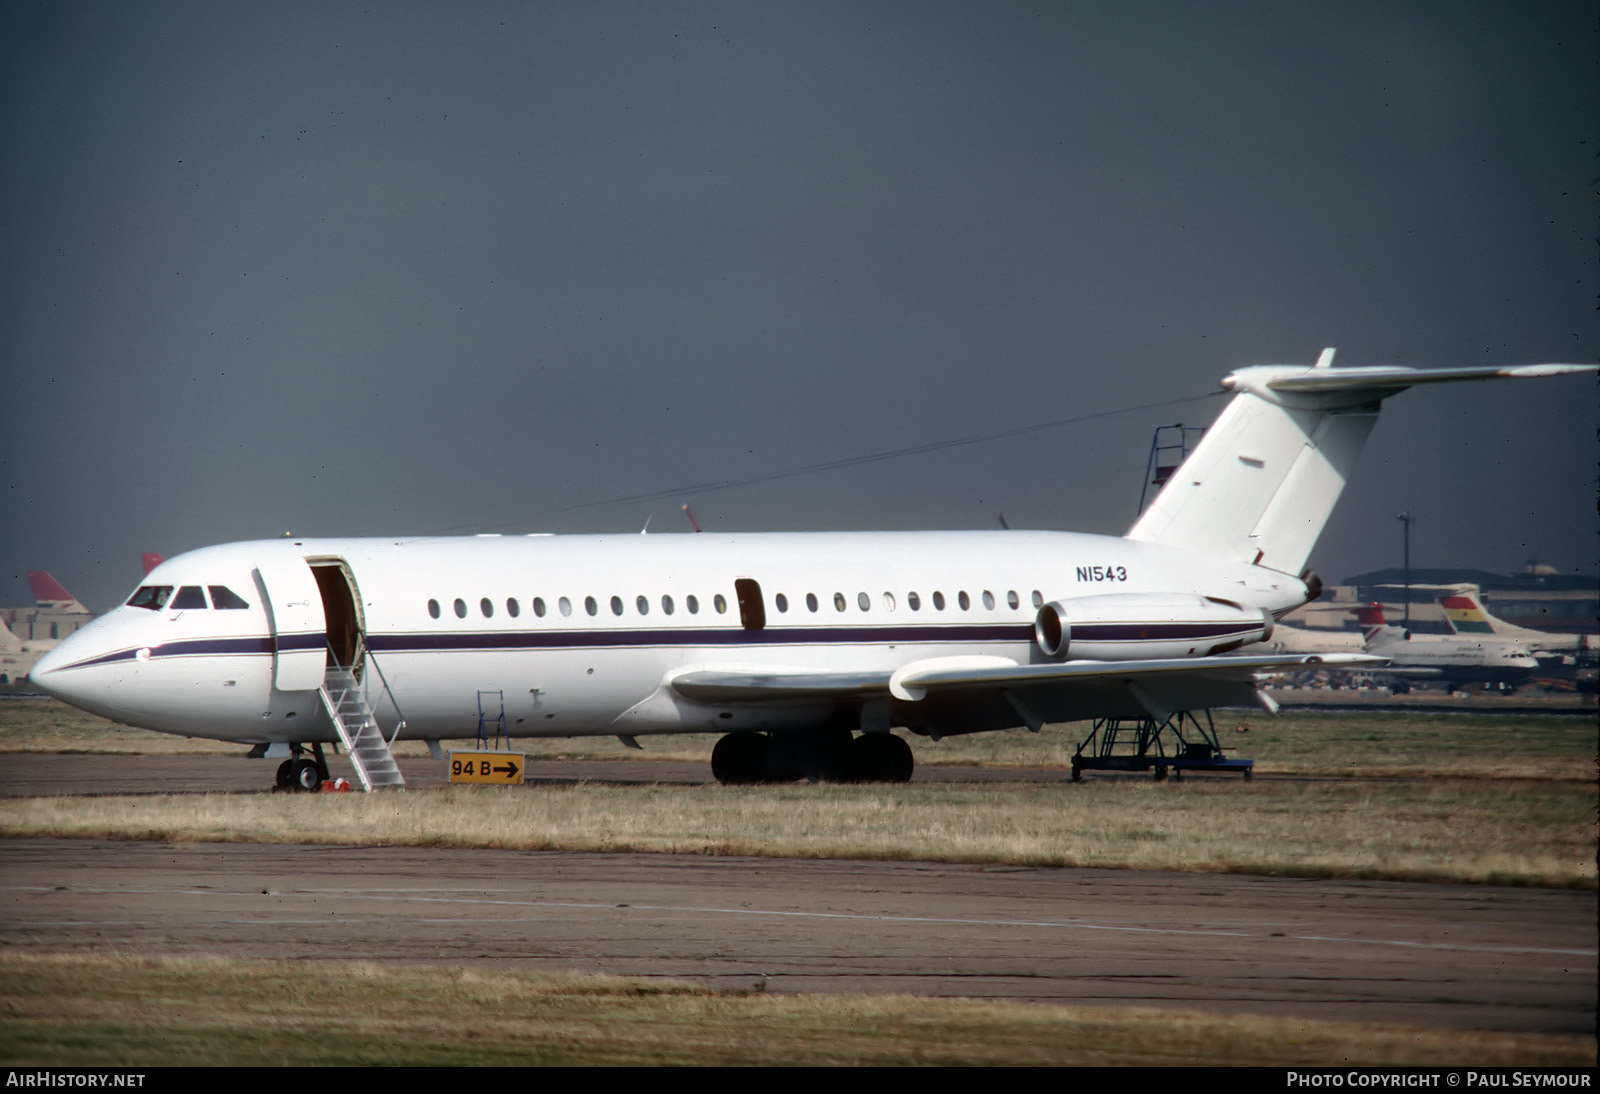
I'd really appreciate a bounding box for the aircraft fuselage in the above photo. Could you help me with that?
[32,530,1307,745]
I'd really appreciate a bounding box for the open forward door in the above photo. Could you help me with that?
[254,552,326,692]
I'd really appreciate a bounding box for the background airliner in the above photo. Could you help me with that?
[30,353,1595,790]
[0,571,96,683]
[1354,603,1539,692]
[1437,585,1596,656]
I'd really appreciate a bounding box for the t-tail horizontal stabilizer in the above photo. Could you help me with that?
[1125,351,1596,576]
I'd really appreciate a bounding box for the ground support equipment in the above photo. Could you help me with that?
[1070,709,1252,781]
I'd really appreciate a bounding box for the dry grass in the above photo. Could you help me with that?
[1219,711,1599,781]
[2,777,1592,887]
[4,700,1594,1066]
[3,698,1594,887]
[5,698,1594,781]
[2,953,1591,1066]
[0,699,226,754]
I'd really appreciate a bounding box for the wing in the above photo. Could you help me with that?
[670,653,1382,736]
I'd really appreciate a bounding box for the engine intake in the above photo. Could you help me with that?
[1034,592,1275,661]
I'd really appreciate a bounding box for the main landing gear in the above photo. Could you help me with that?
[273,743,331,793]
[711,730,914,785]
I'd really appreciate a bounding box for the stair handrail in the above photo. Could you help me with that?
[316,644,406,792]
[359,647,409,747]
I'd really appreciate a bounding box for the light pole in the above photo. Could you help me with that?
[1396,511,1413,628]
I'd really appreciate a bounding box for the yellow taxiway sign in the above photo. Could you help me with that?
[449,751,525,785]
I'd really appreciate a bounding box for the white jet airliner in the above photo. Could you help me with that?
[1353,603,1540,691]
[30,352,1595,790]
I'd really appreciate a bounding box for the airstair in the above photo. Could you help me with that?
[319,664,406,791]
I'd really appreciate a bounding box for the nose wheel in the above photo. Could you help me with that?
[274,754,325,792]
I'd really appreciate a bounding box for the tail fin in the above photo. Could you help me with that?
[26,572,89,614]
[1126,352,1597,575]
[1354,602,1389,642]
[141,553,165,575]
[1437,584,1596,652]
[1438,587,1496,635]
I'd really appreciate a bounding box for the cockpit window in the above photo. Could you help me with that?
[127,586,173,610]
[209,586,250,610]
[172,586,208,610]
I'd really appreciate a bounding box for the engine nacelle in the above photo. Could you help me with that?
[1033,592,1275,661]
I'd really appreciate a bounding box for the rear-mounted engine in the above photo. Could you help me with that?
[1034,592,1274,661]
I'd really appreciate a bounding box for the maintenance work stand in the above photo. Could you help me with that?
[1070,709,1253,781]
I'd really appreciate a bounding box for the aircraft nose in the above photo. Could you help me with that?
[29,640,72,687]
[27,622,136,715]
[29,633,94,699]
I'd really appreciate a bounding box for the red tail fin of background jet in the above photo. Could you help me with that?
[1353,602,1389,642]
[26,571,89,614]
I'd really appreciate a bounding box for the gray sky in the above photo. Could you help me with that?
[4,0,1596,612]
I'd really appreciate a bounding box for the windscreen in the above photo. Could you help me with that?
[126,586,173,611]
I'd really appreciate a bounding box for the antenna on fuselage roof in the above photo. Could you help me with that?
[996,513,1010,530]
[682,504,703,533]
[640,516,651,535]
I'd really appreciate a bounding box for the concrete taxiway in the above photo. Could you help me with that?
[2,837,1593,1035]
[2,752,1593,1036]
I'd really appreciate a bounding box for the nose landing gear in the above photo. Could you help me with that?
[273,744,331,792]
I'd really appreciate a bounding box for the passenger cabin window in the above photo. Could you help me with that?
[428,599,441,619]
[774,593,788,613]
[610,596,624,616]
[907,592,921,611]
[585,596,598,617]
[882,592,895,611]
[209,586,250,610]
[636,595,649,616]
[982,590,995,610]
[857,592,870,611]
[127,586,173,611]
[834,592,847,612]
[1007,590,1019,610]
[662,595,675,615]
[172,586,207,610]
[454,598,467,619]
[506,598,520,618]
[806,593,818,613]
[481,598,494,618]
[533,597,546,617]
[958,591,971,610]
[713,594,728,614]
[1032,590,1043,608]
[558,597,572,617]
[932,591,945,610]
[687,595,700,614]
